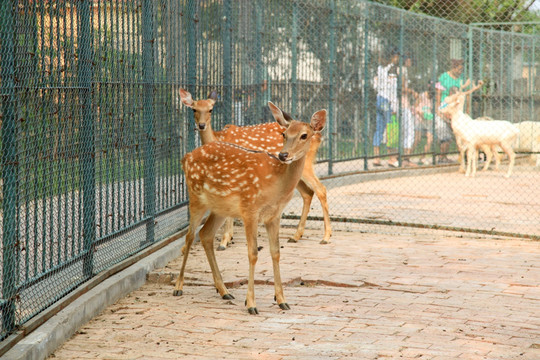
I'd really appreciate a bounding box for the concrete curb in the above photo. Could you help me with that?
[2,237,185,360]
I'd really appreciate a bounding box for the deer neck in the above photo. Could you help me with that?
[278,155,308,194]
[199,122,218,144]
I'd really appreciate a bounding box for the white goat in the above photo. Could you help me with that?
[439,81,519,178]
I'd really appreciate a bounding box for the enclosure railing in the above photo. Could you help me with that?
[1,0,539,346]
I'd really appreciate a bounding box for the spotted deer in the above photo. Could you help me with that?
[175,103,327,314]
[179,89,331,249]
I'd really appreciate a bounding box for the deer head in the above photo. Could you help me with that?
[268,102,327,165]
[179,89,217,132]
[439,80,483,116]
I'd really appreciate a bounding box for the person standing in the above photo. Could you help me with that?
[436,58,464,163]
[372,48,399,167]
[399,55,418,167]
[413,85,435,165]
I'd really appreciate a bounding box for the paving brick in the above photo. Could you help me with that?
[47,226,540,360]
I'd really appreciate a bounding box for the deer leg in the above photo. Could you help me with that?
[492,145,501,170]
[457,137,466,173]
[481,144,491,171]
[217,217,234,251]
[310,177,331,244]
[265,217,290,311]
[459,147,466,173]
[472,147,478,177]
[243,217,259,315]
[299,174,332,244]
[198,213,233,299]
[499,142,516,178]
[173,205,206,296]
[288,180,314,243]
[465,146,474,177]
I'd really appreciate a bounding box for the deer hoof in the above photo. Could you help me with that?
[287,238,298,243]
[247,307,259,315]
[222,293,235,300]
[217,245,226,251]
[279,303,291,310]
[319,240,330,244]
[173,290,183,297]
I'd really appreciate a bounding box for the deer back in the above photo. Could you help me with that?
[215,122,285,155]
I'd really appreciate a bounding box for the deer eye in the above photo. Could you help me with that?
[300,133,308,140]
[209,109,213,113]
[281,132,285,138]
[192,109,197,113]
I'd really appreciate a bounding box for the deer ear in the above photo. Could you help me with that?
[268,101,290,128]
[208,90,218,103]
[310,109,327,132]
[179,89,193,108]
[281,110,294,122]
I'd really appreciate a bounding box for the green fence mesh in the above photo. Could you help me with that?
[1,0,539,344]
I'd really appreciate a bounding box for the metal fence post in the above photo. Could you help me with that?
[431,21,439,165]
[142,0,156,244]
[186,0,197,150]
[510,28,515,122]
[362,16,370,171]
[79,0,96,278]
[468,25,473,91]
[1,0,18,334]
[530,29,536,121]
[397,13,404,165]
[327,0,336,175]
[255,0,263,120]
[291,1,298,116]
[222,0,233,123]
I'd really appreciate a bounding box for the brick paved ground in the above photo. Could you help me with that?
[48,224,540,360]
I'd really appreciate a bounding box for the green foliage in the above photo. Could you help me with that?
[378,0,540,28]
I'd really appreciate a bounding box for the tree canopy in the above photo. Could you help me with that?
[377,0,540,29]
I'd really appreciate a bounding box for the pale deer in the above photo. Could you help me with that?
[452,80,501,173]
[179,89,331,250]
[439,80,519,177]
[175,103,327,314]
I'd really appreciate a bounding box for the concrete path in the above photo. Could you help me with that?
[47,224,540,360]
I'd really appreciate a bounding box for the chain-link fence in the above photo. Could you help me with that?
[0,0,193,342]
[1,0,539,346]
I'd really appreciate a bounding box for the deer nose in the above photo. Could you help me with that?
[278,152,289,162]
[198,123,206,130]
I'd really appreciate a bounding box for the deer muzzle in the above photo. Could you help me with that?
[278,152,291,163]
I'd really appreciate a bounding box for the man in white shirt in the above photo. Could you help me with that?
[372,48,399,167]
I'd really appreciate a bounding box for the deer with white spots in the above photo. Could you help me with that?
[175,103,327,314]
[179,89,331,250]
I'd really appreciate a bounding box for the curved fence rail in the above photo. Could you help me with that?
[1,0,539,346]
